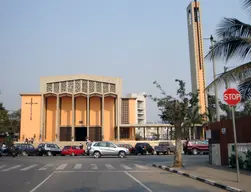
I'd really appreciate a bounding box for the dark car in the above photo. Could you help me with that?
[117,144,135,154]
[155,142,176,155]
[134,143,154,155]
[14,143,36,156]
[183,140,209,155]
[36,143,61,156]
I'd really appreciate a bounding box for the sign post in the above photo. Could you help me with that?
[223,88,241,182]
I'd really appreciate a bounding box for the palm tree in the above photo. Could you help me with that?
[206,62,251,102]
[205,0,251,101]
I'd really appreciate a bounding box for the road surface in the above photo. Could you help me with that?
[0,155,225,192]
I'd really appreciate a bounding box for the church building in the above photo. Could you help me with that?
[20,74,138,142]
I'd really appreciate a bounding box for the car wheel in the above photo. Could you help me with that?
[192,149,198,155]
[47,151,52,156]
[156,152,159,155]
[119,151,126,158]
[93,151,101,158]
[22,151,28,156]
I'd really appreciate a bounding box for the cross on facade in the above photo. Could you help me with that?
[25,98,38,120]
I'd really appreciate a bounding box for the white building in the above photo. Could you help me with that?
[126,92,147,124]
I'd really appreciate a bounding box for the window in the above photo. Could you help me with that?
[99,142,107,147]
[107,142,116,148]
[38,144,44,148]
[28,144,35,149]
[94,143,100,147]
[64,146,71,149]
[188,10,192,25]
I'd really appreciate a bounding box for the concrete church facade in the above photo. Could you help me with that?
[20,74,138,142]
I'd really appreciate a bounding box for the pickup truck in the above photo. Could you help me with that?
[154,142,175,155]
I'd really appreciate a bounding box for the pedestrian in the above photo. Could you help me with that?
[86,137,91,145]
[79,143,83,149]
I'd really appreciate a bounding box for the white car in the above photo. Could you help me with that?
[89,141,129,158]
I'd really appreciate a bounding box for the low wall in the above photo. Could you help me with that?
[211,144,221,166]
[16,140,180,149]
[228,143,251,161]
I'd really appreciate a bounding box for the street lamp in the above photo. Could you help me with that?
[204,35,220,122]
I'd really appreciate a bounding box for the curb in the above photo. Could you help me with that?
[152,163,243,192]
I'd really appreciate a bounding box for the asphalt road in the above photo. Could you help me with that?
[0,155,225,192]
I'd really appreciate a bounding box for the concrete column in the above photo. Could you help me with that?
[87,81,90,139]
[116,97,120,140]
[193,126,197,139]
[189,127,192,140]
[157,127,159,140]
[72,95,75,141]
[55,95,60,141]
[40,94,44,142]
[87,95,90,138]
[170,127,173,140]
[102,95,104,140]
[143,127,146,140]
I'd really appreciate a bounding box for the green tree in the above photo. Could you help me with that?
[8,109,21,134]
[149,79,203,167]
[205,0,251,101]
[184,92,205,139]
[0,103,10,134]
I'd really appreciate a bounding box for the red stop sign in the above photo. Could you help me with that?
[223,88,241,106]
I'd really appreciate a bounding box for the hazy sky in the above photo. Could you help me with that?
[0,0,249,121]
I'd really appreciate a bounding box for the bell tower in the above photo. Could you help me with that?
[187,0,207,115]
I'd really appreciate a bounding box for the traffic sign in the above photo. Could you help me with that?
[223,88,241,106]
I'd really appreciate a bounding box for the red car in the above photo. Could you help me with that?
[61,146,85,156]
[183,140,209,155]
[117,144,135,154]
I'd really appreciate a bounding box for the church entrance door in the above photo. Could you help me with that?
[75,127,87,141]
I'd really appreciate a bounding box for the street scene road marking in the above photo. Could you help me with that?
[29,172,55,192]
[2,165,22,172]
[125,171,153,192]
[0,163,152,172]
[134,164,148,169]
[105,164,115,169]
[21,164,38,171]
[0,165,6,169]
[90,164,98,169]
[121,164,132,170]
[56,164,67,170]
[73,164,82,169]
[38,164,53,171]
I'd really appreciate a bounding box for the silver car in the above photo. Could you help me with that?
[89,141,129,158]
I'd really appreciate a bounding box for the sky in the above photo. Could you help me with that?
[0,0,249,121]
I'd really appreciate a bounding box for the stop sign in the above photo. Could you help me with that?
[223,88,241,106]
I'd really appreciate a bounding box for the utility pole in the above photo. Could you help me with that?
[224,66,231,119]
[210,35,220,122]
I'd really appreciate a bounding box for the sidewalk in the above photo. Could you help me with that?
[153,161,251,192]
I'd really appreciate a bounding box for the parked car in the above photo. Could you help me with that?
[134,142,154,155]
[61,145,85,156]
[117,144,135,154]
[89,141,129,158]
[14,143,36,156]
[183,140,209,155]
[154,142,175,155]
[36,143,61,156]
